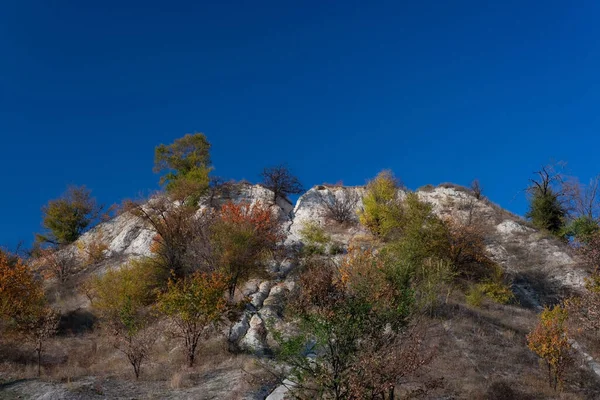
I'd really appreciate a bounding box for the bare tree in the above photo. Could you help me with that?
[37,248,79,282]
[319,189,359,224]
[22,308,60,376]
[125,196,215,278]
[470,179,483,200]
[260,164,304,203]
[563,175,600,221]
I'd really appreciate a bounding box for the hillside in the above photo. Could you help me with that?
[1,182,599,400]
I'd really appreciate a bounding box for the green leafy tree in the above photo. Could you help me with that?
[157,271,228,367]
[154,133,212,202]
[36,186,100,246]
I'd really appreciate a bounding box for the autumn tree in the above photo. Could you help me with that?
[260,164,304,203]
[358,170,404,239]
[89,260,161,379]
[211,201,283,299]
[36,186,101,246]
[154,133,212,203]
[527,305,572,391]
[0,253,59,375]
[36,248,79,282]
[157,271,228,367]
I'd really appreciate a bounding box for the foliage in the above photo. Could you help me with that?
[299,221,331,255]
[89,259,162,379]
[260,164,304,203]
[275,250,429,399]
[526,305,572,391]
[526,189,567,235]
[154,133,212,203]
[211,201,283,299]
[157,271,228,367]
[36,186,101,246]
[465,285,484,307]
[358,170,404,239]
[0,253,59,375]
[563,216,600,243]
[0,252,46,322]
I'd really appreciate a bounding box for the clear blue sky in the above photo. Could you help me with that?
[2,1,600,249]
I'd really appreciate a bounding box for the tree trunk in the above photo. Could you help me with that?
[37,348,41,377]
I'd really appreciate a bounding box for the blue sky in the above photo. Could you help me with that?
[1,1,600,248]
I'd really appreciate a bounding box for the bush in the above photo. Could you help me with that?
[319,189,359,224]
[466,285,484,307]
[299,221,330,255]
[479,281,514,304]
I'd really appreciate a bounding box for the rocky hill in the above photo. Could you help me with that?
[1,183,599,399]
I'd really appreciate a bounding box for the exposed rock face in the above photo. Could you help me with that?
[64,183,590,354]
[286,185,367,246]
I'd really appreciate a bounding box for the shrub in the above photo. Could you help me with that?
[319,189,359,224]
[479,281,514,304]
[36,186,101,246]
[527,305,572,391]
[466,285,484,307]
[299,221,330,255]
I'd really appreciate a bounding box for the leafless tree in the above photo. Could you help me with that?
[319,189,359,224]
[562,175,600,221]
[470,179,483,200]
[260,164,304,203]
[125,196,215,278]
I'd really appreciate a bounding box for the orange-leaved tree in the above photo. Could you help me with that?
[0,252,59,376]
[526,304,572,391]
[211,201,283,299]
[157,271,228,367]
